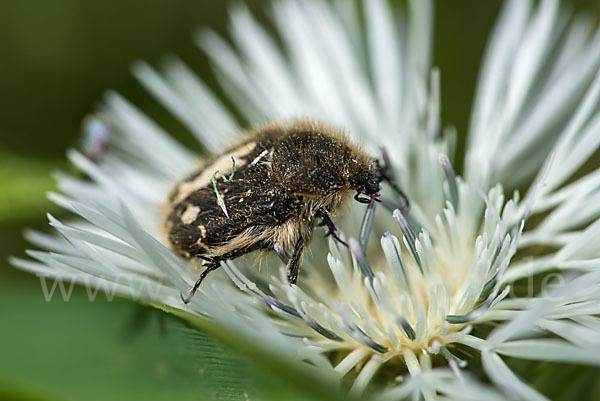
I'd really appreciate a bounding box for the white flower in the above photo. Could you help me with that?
[13,0,600,399]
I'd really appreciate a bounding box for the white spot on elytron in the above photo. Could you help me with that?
[181,205,200,224]
[199,224,207,238]
[249,148,270,166]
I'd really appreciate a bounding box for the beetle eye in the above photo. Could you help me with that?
[367,181,380,195]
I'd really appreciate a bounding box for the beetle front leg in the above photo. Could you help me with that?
[376,153,410,211]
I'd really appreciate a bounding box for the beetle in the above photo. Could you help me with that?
[165,121,392,303]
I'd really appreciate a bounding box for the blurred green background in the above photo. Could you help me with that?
[1,1,599,400]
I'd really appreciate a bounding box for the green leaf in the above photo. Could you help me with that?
[0,281,261,401]
[0,150,63,224]
[0,275,355,401]
[156,304,355,401]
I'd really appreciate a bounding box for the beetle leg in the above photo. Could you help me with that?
[376,156,410,211]
[181,259,221,304]
[286,236,305,284]
[315,209,348,247]
[354,192,372,204]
